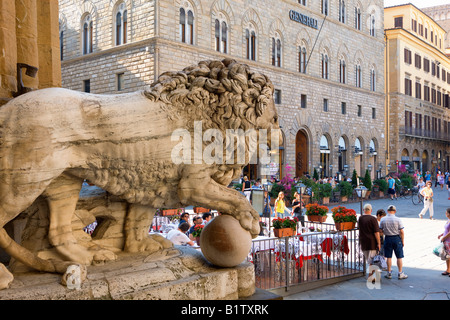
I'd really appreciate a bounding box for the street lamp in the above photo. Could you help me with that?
[355,185,368,215]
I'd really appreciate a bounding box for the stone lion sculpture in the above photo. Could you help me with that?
[0,58,280,289]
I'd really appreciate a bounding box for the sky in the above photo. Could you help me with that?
[384,0,450,9]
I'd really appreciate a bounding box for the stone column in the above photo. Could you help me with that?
[15,0,39,91]
[37,0,61,88]
[0,1,17,105]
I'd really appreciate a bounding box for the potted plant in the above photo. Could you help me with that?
[191,224,204,245]
[305,203,329,223]
[337,180,353,202]
[374,179,388,197]
[318,183,332,204]
[331,206,357,230]
[272,217,298,237]
[363,170,372,198]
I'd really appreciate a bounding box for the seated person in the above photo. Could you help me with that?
[167,222,194,246]
[189,216,203,240]
[202,212,212,225]
[178,212,190,228]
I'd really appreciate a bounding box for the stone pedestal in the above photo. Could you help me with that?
[0,247,255,300]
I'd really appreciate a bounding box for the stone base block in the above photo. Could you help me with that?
[0,246,255,300]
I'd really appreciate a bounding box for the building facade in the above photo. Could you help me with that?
[421,4,450,57]
[59,0,386,181]
[385,4,450,174]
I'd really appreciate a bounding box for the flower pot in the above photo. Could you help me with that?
[335,222,356,231]
[273,228,294,238]
[307,215,327,223]
[322,197,330,204]
[341,196,348,202]
[195,236,201,246]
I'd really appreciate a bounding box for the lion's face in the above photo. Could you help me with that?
[255,90,282,149]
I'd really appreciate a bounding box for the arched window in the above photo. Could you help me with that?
[299,46,307,73]
[245,27,257,61]
[115,3,127,46]
[60,30,64,60]
[354,6,361,30]
[271,34,282,67]
[370,14,376,37]
[355,63,362,88]
[215,19,228,53]
[339,58,346,83]
[180,6,194,44]
[339,0,346,23]
[82,14,93,54]
[322,0,329,16]
[321,52,329,79]
[370,68,376,91]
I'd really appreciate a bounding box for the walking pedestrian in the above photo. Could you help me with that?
[274,191,291,218]
[358,204,381,276]
[438,208,450,276]
[291,192,305,227]
[379,205,408,280]
[242,176,252,202]
[447,178,450,200]
[388,175,397,200]
[419,181,434,220]
[376,209,387,255]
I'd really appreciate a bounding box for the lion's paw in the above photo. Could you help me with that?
[124,234,173,254]
[233,210,260,239]
[92,249,118,265]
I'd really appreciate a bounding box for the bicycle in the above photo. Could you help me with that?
[411,187,423,205]
[397,185,413,199]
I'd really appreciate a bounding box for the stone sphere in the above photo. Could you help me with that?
[200,215,252,267]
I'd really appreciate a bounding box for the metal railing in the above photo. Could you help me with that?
[247,221,364,292]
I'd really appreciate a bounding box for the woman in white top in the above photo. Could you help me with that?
[419,181,434,220]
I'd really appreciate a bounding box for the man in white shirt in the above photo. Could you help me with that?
[167,222,195,246]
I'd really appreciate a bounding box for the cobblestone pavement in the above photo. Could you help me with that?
[284,185,450,300]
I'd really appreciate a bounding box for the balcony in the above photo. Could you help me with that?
[400,125,450,142]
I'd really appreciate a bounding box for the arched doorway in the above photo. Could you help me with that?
[422,150,429,173]
[295,130,309,178]
[368,139,377,179]
[320,135,331,177]
[338,136,348,177]
[354,137,364,176]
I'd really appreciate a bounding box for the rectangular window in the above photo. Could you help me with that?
[424,84,430,101]
[372,107,376,119]
[415,81,421,99]
[404,48,411,64]
[394,16,403,28]
[341,102,346,115]
[404,78,412,96]
[323,98,328,112]
[424,58,430,73]
[274,89,281,104]
[414,54,421,69]
[117,72,124,91]
[301,94,307,108]
[357,105,362,117]
[83,79,90,93]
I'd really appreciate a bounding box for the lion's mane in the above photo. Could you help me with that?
[143,59,274,133]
